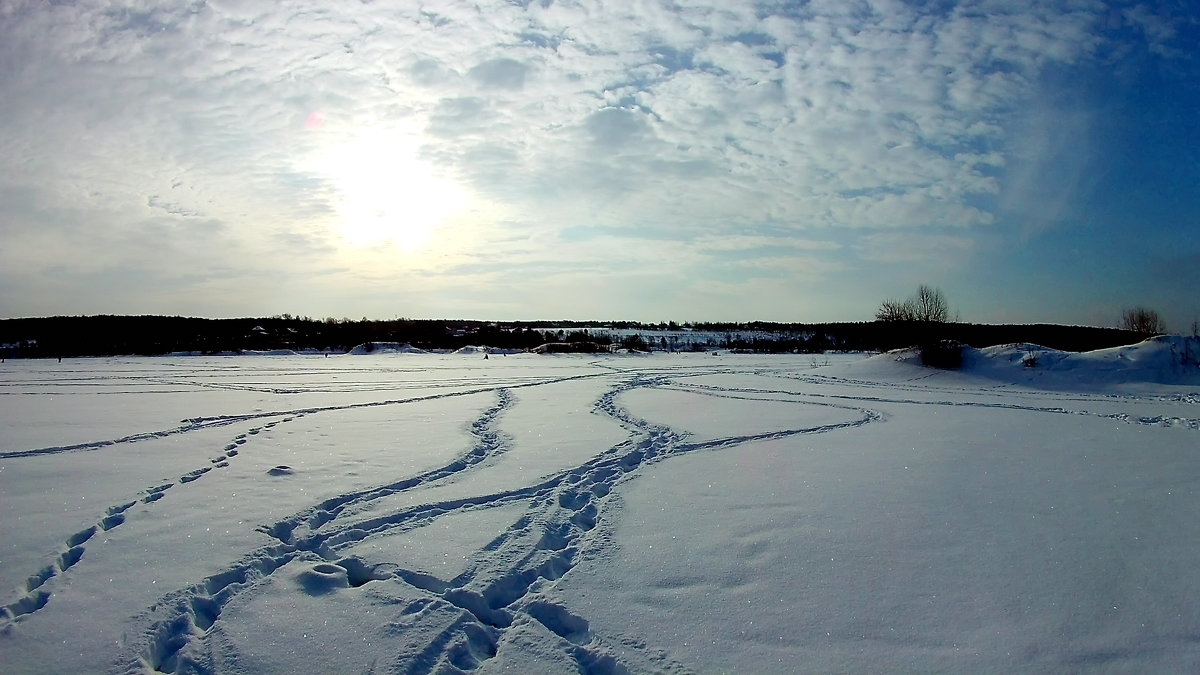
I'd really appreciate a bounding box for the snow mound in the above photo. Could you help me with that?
[450,346,530,356]
[865,336,1200,386]
[452,345,490,355]
[347,342,426,355]
[971,336,1200,384]
[244,349,299,356]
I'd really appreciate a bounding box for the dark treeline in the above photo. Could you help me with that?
[803,321,1146,354]
[0,316,553,358]
[0,315,1145,358]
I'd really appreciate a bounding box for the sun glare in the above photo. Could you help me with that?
[313,129,470,249]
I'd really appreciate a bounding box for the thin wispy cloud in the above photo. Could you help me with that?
[0,0,1195,324]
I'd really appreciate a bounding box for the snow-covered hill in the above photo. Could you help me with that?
[863,335,1200,387]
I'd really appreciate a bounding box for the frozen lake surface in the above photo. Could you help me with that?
[2,348,1199,673]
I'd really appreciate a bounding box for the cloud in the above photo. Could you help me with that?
[0,0,1191,320]
[1121,4,1185,58]
[585,107,650,147]
[693,235,842,253]
[857,231,976,265]
[468,58,529,90]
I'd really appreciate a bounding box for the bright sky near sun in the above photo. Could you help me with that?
[0,0,1196,326]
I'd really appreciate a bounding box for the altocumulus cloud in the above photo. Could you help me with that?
[0,0,1191,321]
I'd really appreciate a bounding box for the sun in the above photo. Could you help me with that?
[313,128,470,249]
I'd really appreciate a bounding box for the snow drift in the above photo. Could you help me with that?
[873,335,1200,386]
[347,342,426,355]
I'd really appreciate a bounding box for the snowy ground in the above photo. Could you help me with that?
[1,347,1198,674]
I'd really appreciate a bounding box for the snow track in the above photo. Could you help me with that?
[1,353,1198,673]
[113,376,705,673]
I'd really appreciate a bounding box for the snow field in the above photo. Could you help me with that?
[0,348,1198,673]
[562,408,1200,672]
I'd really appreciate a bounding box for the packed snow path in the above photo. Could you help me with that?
[1,352,1198,673]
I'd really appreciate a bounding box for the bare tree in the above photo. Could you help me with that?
[1120,307,1166,335]
[876,285,951,323]
[875,298,910,322]
[911,284,949,322]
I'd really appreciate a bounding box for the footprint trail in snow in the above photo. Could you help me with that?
[1,354,1194,674]
[116,372,882,674]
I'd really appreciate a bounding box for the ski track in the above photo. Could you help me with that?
[665,380,1200,431]
[2,360,1191,672]
[0,371,617,459]
[772,370,1200,407]
[108,371,885,674]
[0,371,606,624]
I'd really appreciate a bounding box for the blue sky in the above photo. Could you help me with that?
[0,0,1195,328]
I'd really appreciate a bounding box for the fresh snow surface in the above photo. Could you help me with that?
[1,346,1198,674]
